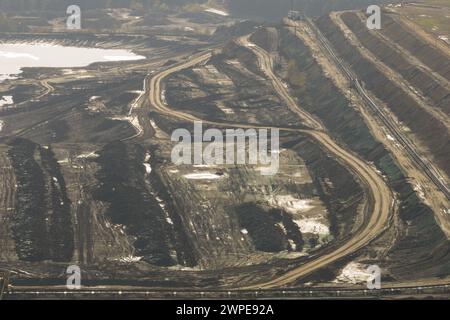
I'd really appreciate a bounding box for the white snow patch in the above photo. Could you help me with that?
[143,163,152,174]
[386,134,395,142]
[0,51,39,60]
[288,239,297,251]
[240,229,249,235]
[276,222,287,235]
[193,164,217,168]
[205,8,229,16]
[217,104,235,114]
[0,43,145,83]
[117,255,143,263]
[111,115,143,137]
[0,96,13,107]
[335,262,371,284]
[0,120,4,132]
[268,195,314,214]
[183,173,224,180]
[76,151,99,159]
[438,35,449,43]
[294,218,329,235]
[414,183,426,202]
[103,55,145,61]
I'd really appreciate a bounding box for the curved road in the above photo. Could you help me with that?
[146,37,393,289]
[3,35,394,294]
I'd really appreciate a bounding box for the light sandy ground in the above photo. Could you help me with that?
[0,96,13,107]
[294,218,330,236]
[204,8,229,17]
[183,172,224,180]
[144,163,152,174]
[76,151,99,159]
[268,195,314,214]
[334,262,371,284]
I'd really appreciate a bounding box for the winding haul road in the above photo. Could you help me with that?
[3,23,450,296]
[3,33,394,296]
[146,35,393,289]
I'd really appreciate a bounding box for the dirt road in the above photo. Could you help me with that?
[146,37,394,289]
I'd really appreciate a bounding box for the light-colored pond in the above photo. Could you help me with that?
[0,42,145,81]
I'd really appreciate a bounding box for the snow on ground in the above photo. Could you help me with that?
[116,255,143,263]
[103,54,145,61]
[0,120,4,132]
[240,229,249,235]
[111,115,143,137]
[0,51,38,60]
[0,95,13,107]
[76,151,99,159]
[161,90,167,104]
[128,90,145,115]
[268,195,314,214]
[149,119,159,130]
[205,8,229,16]
[183,172,224,180]
[217,104,235,114]
[143,163,152,174]
[386,134,395,142]
[294,218,329,236]
[334,262,371,284]
[438,36,449,44]
[288,239,297,251]
[414,183,426,202]
[193,164,217,168]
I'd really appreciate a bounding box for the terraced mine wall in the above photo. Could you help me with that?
[316,15,450,178]
[341,12,449,116]
[93,142,197,267]
[6,138,73,262]
[381,14,450,82]
[273,25,450,280]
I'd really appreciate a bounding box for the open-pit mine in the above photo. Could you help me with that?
[0,0,449,300]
